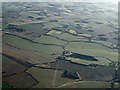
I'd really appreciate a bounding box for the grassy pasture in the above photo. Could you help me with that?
[47,30,62,37]
[34,35,67,45]
[68,30,77,34]
[49,60,115,81]
[65,42,118,62]
[16,23,47,39]
[78,33,92,38]
[61,81,111,88]
[92,39,114,48]
[44,22,62,29]
[3,34,63,54]
[65,56,110,66]
[113,83,119,88]
[58,33,88,41]
[17,23,43,33]
[26,67,74,88]
[3,43,57,64]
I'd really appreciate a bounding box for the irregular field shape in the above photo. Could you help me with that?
[34,35,67,45]
[3,34,63,54]
[65,42,118,62]
[26,67,74,88]
[3,72,38,88]
[65,56,111,66]
[2,43,57,64]
[58,33,88,41]
[61,81,111,88]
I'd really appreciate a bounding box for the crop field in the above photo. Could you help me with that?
[65,42,118,62]
[3,72,38,88]
[48,60,115,81]
[3,57,27,78]
[34,35,67,45]
[65,56,111,66]
[61,81,111,88]
[58,33,89,41]
[26,67,75,88]
[2,2,119,89]
[3,43,57,64]
[3,34,63,54]
[2,55,14,68]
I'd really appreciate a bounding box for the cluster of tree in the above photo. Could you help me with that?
[62,25,69,28]
[28,16,34,18]
[6,24,25,32]
[48,4,62,7]
[98,37,109,41]
[56,56,66,60]
[36,17,44,20]
[35,11,47,17]
[87,29,94,32]
[95,22,103,24]
[66,53,98,61]
[61,71,79,79]
[49,20,58,22]
[97,34,106,37]
[7,24,17,30]
[16,28,25,32]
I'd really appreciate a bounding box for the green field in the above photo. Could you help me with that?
[65,56,111,66]
[26,67,75,88]
[61,81,111,88]
[92,39,115,48]
[3,34,63,54]
[65,42,118,62]
[2,2,118,89]
[34,35,67,45]
[58,33,88,41]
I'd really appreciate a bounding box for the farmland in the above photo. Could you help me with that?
[2,2,119,89]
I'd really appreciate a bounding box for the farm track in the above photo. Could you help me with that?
[2,52,118,88]
[2,32,118,88]
[57,80,80,88]
[52,60,59,87]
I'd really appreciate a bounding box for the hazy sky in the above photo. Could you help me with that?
[1,0,120,3]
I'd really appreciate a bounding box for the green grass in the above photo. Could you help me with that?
[47,30,62,37]
[27,67,54,88]
[3,34,63,54]
[65,56,111,66]
[61,81,111,88]
[44,22,63,29]
[65,42,118,62]
[58,33,88,41]
[34,35,67,45]
[2,82,13,89]
[17,23,44,33]
[26,67,75,88]
[92,40,114,47]
[113,83,119,88]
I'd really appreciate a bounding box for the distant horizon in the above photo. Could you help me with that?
[1,0,119,4]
